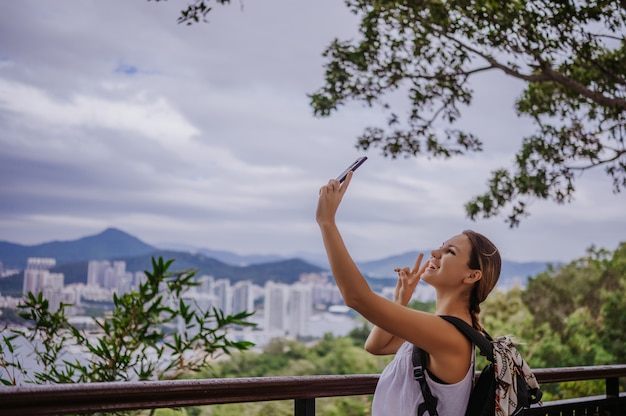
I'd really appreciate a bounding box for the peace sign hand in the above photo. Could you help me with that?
[393,253,427,306]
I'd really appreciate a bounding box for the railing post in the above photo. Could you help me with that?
[294,398,315,416]
[606,376,619,416]
[606,376,619,397]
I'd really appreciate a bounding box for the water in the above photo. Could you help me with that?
[307,312,359,338]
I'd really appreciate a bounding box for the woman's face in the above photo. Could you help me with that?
[421,234,475,286]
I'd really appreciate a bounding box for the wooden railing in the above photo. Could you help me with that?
[1,365,625,415]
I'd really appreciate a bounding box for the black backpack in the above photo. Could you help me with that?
[412,315,542,416]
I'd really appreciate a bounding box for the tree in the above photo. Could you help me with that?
[148,0,234,25]
[161,0,626,226]
[521,246,616,336]
[598,242,626,362]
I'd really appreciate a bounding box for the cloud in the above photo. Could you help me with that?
[0,0,624,265]
[0,79,200,145]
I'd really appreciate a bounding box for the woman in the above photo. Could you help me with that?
[316,171,501,415]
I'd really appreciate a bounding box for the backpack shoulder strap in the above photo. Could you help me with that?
[412,344,439,416]
[439,315,494,362]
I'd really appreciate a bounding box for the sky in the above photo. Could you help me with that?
[0,1,624,264]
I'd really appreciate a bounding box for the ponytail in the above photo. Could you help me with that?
[469,285,482,332]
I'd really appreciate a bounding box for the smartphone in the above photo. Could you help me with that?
[336,156,368,183]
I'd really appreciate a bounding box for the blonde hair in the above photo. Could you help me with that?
[462,230,501,331]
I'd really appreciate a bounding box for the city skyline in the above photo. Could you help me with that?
[6,255,356,345]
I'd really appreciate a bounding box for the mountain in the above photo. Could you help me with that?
[0,228,156,269]
[156,242,285,266]
[117,251,323,286]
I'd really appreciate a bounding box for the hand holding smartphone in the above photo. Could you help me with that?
[336,156,368,183]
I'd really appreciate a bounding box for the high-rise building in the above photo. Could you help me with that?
[23,258,56,295]
[311,282,343,306]
[264,281,289,332]
[102,261,126,291]
[134,271,147,289]
[87,260,131,292]
[232,280,254,315]
[22,258,65,311]
[42,272,64,312]
[288,283,312,337]
[213,279,231,315]
[87,260,110,287]
[196,275,214,294]
[115,272,133,294]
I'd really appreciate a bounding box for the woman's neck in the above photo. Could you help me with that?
[434,293,471,322]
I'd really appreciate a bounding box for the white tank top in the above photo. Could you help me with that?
[371,341,474,416]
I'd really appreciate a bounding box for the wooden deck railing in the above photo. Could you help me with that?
[1,365,625,415]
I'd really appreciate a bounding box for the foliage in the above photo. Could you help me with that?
[311,0,626,226]
[493,242,626,399]
[522,246,618,336]
[206,401,292,416]
[318,396,369,416]
[408,299,436,313]
[600,289,626,363]
[208,332,390,379]
[347,321,370,345]
[161,0,626,225]
[148,0,233,25]
[0,257,256,386]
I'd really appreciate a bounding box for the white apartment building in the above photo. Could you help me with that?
[43,272,65,312]
[288,283,312,338]
[263,281,314,338]
[264,281,289,332]
[197,275,214,294]
[213,278,231,315]
[87,260,109,287]
[311,282,343,307]
[232,280,254,315]
[22,258,64,311]
[87,260,133,293]
[23,257,57,295]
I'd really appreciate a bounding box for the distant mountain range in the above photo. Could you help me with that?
[0,228,552,297]
[0,228,156,268]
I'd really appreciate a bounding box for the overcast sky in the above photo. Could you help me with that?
[0,0,624,264]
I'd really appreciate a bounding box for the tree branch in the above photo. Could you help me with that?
[526,49,626,110]
[414,65,494,81]
[426,18,626,110]
[568,148,626,171]
[435,31,551,83]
